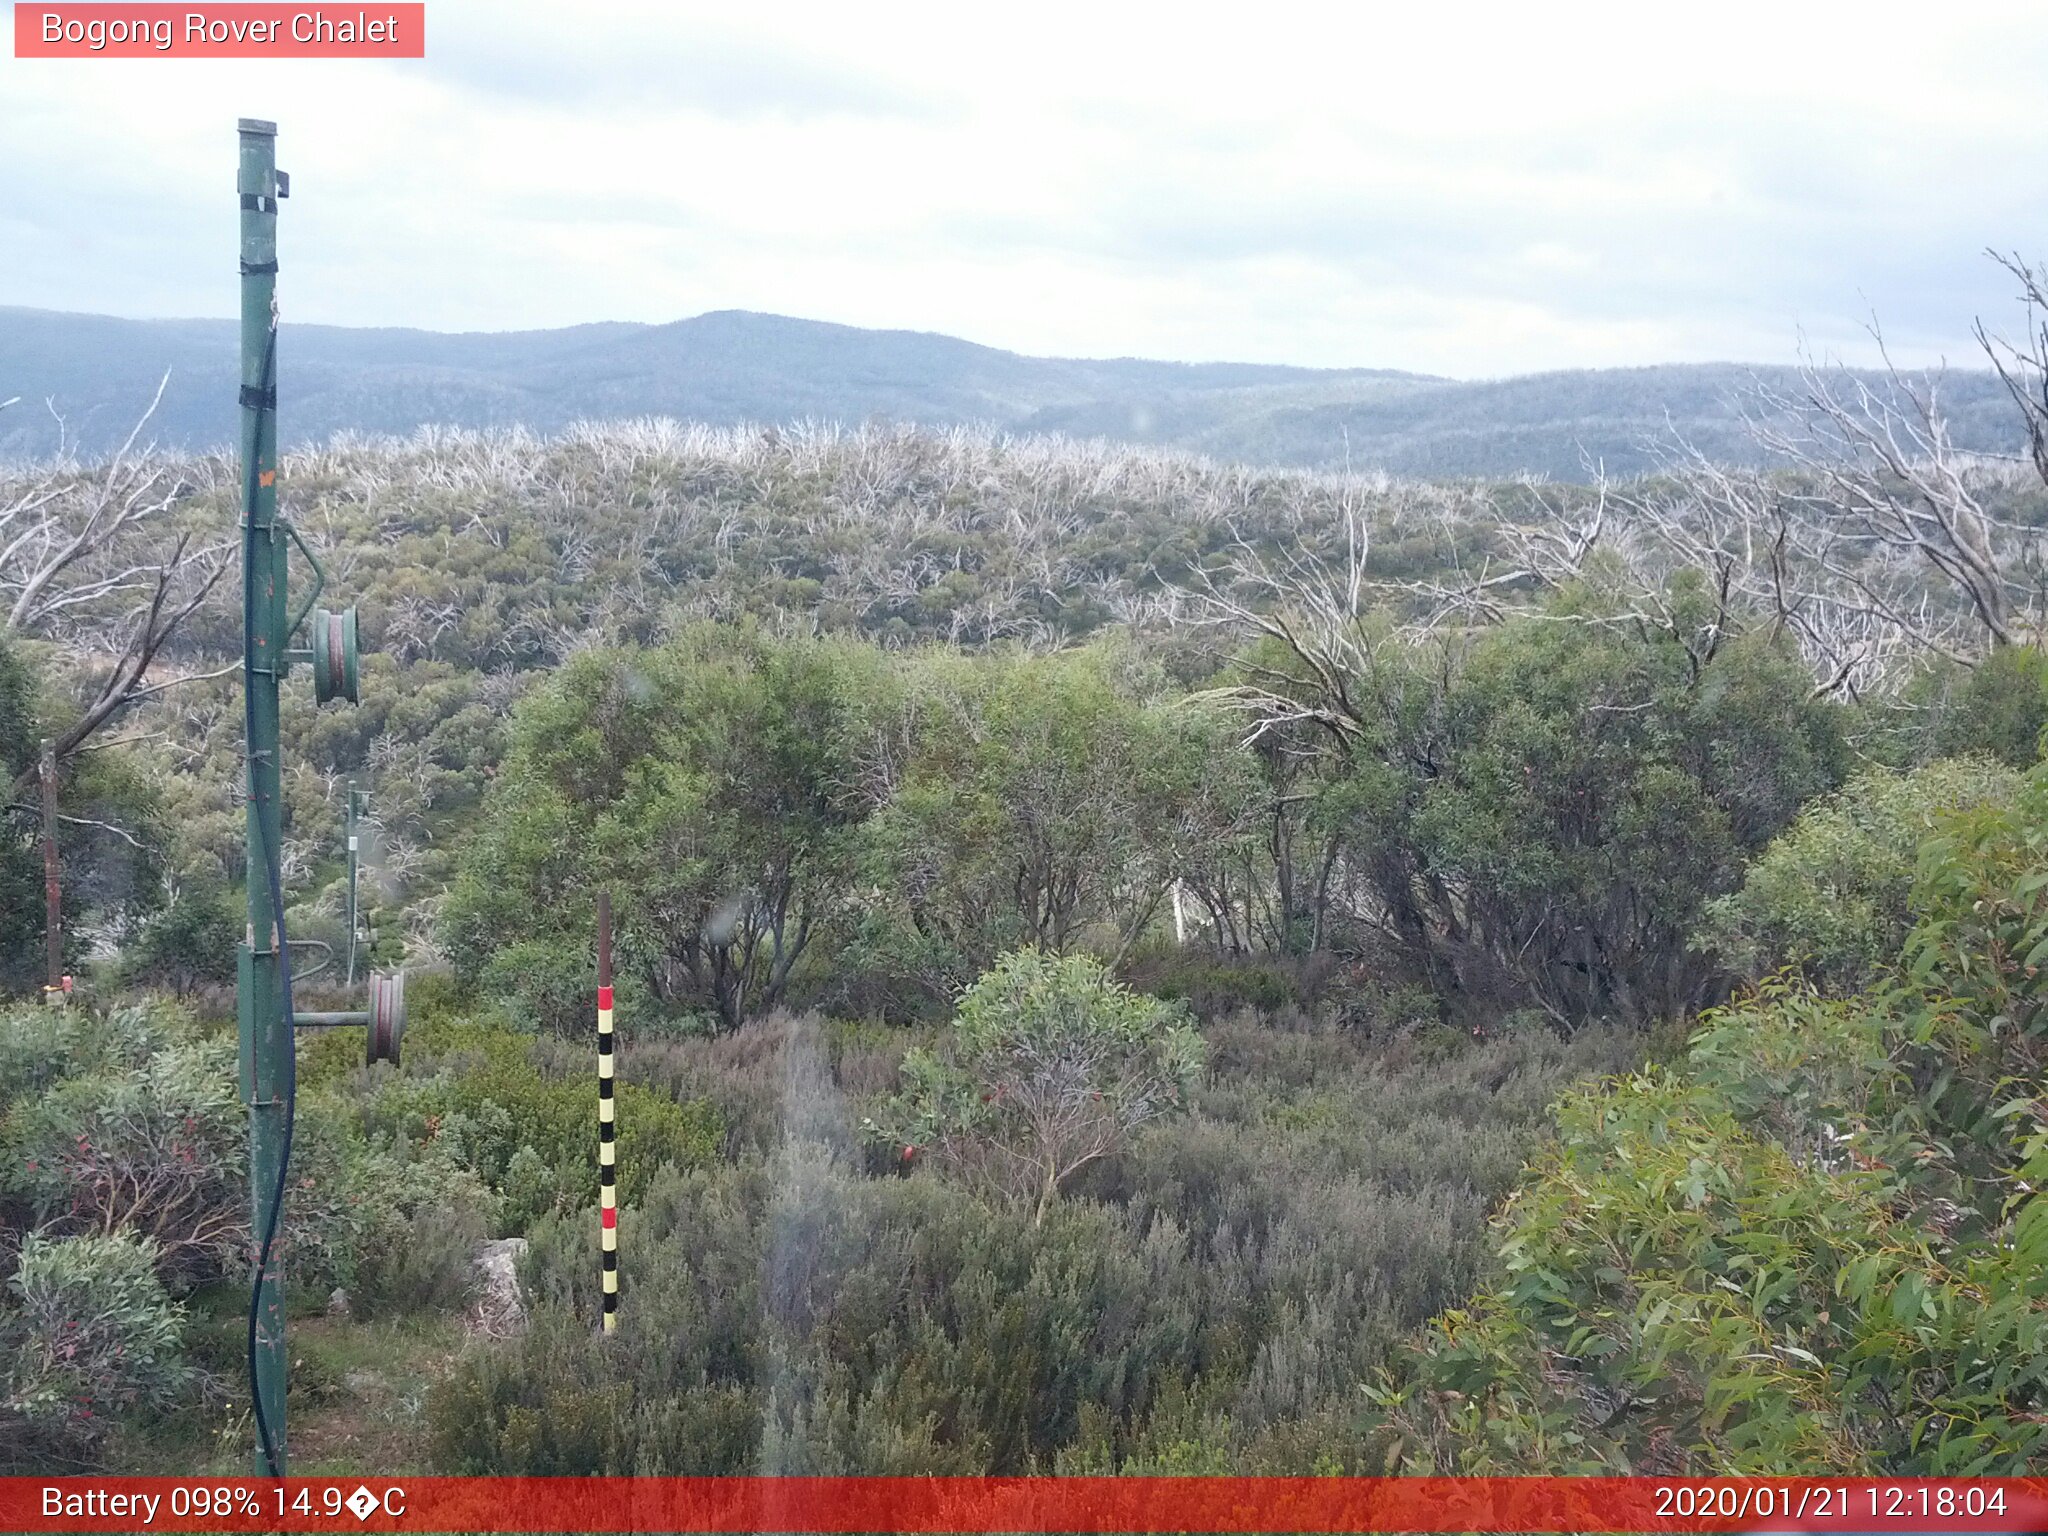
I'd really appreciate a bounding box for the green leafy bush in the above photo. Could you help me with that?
[0,997,503,1337]
[348,1015,721,1218]
[0,1003,165,1112]
[1131,950,1303,1019]
[443,628,889,1033]
[1,1230,190,1470]
[1382,763,2048,1474]
[1700,755,2019,992]
[475,939,596,1039]
[1931,642,2048,766]
[3,1020,244,1289]
[119,880,240,997]
[875,949,1204,1224]
[317,1132,495,1319]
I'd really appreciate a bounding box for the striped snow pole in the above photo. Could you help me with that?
[597,891,618,1333]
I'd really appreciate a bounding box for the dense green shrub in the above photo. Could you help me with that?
[853,647,1262,996]
[119,879,240,997]
[446,634,1264,1030]
[432,1154,1219,1475]
[315,1132,496,1319]
[443,628,889,1033]
[1381,767,2048,1474]
[1700,755,2020,992]
[1,1230,190,1470]
[875,950,1204,1225]
[0,997,506,1334]
[3,1016,244,1288]
[344,1197,487,1322]
[0,1003,160,1112]
[1128,948,1306,1019]
[1224,592,1846,1027]
[1415,614,1844,1023]
[1930,642,2048,766]
[347,1015,721,1219]
[619,1012,906,1163]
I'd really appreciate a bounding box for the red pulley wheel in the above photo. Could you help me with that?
[366,968,406,1066]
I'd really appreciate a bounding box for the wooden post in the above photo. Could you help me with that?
[597,890,618,1332]
[39,739,60,1005]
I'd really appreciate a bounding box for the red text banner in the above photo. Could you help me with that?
[7,1477,2048,1533]
[13,4,425,58]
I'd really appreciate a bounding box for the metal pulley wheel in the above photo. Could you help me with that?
[311,606,360,704]
[365,968,406,1066]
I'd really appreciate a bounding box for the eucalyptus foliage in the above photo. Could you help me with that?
[875,949,1205,1224]
[1381,765,2048,1474]
[1,1230,188,1468]
[1700,756,2021,993]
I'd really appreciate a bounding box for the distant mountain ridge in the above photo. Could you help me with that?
[0,305,2023,479]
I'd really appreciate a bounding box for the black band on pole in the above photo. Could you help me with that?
[240,194,277,213]
[240,385,277,411]
[240,258,279,275]
[599,1163,615,1187]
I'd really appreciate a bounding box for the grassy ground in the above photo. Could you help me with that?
[120,1303,466,1475]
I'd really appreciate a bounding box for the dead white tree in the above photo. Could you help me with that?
[1749,331,2040,658]
[1980,250,2048,489]
[1177,488,1466,749]
[1396,266,2048,702]
[0,381,234,795]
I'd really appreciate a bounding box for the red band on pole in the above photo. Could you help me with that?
[598,985,614,1011]
[601,1206,618,1229]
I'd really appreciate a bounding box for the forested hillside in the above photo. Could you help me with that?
[4,316,2048,1473]
[2,304,2027,478]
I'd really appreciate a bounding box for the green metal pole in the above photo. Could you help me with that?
[346,781,360,988]
[235,115,289,1478]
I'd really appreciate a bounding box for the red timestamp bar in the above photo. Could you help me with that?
[7,1477,2048,1533]
[12,4,426,58]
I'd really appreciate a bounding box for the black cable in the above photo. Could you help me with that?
[241,320,297,1480]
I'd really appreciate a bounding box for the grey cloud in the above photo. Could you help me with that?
[922,121,2042,365]
[7,14,2047,376]
[427,17,959,123]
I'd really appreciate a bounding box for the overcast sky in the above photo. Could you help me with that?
[5,1,2047,378]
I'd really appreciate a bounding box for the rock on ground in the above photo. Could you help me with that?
[470,1237,529,1337]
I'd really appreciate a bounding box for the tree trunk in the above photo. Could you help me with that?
[40,739,61,1002]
